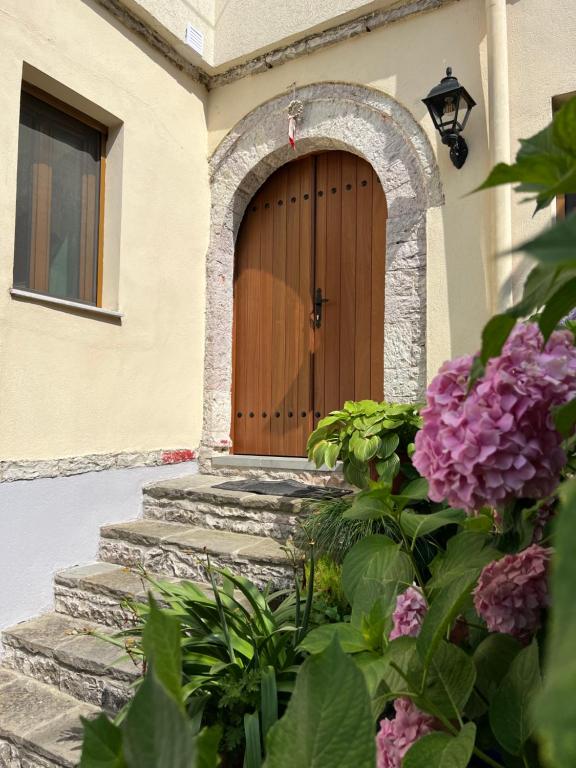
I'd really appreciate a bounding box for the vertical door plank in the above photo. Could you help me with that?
[370,171,387,401]
[354,157,373,398]
[232,217,249,452]
[259,184,275,455]
[244,197,262,452]
[313,154,327,427]
[297,157,315,453]
[271,169,288,455]
[285,162,301,456]
[339,152,357,404]
[323,152,343,416]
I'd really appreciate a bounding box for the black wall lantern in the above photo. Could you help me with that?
[422,67,476,169]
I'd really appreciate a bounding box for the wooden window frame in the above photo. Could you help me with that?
[16,83,107,307]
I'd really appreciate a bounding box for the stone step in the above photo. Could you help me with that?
[143,474,308,540]
[2,613,140,713]
[54,561,211,629]
[99,519,294,588]
[0,668,98,767]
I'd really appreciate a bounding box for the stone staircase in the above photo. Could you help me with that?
[0,474,308,767]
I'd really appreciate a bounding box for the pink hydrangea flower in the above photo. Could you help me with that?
[413,323,576,512]
[473,544,551,638]
[376,698,437,768]
[390,587,427,640]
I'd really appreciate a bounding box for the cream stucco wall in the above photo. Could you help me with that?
[507,0,576,300]
[207,0,493,380]
[0,0,210,462]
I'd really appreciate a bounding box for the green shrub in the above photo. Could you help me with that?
[306,400,422,489]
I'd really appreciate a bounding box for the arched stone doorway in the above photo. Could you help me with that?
[201,82,443,466]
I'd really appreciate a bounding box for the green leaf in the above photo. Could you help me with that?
[350,433,381,462]
[538,277,576,339]
[377,432,400,458]
[260,667,278,741]
[395,477,429,501]
[535,478,576,767]
[123,668,197,768]
[403,723,476,768]
[344,488,394,521]
[197,726,222,768]
[417,573,478,668]
[80,714,126,768]
[424,641,477,720]
[312,440,329,468]
[342,535,399,603]
[142,597,183,705]
[244,712,262,768]
[428,532,500,591]
[299,623,371,655]
[324,442,340,469]
[400,508,466,544]
[466,634,522,718]
[554,397,576,438]
[479,314,517,365]
[490,641,541,756]
[553,97,576,156]
[264,639,375,768]
[517,212,576,267]
[376,453,401,483]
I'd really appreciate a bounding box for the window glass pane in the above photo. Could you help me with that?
[13,91,102,305]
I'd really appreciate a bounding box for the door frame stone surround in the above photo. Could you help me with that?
[201,82,443,466]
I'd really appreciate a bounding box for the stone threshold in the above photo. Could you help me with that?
[211,455,341,472]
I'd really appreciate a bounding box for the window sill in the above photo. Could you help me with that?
[10,288,124,321]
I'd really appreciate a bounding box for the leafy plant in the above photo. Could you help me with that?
[80,597,221,768]
[98,564,318,767]
[307,400,422,488]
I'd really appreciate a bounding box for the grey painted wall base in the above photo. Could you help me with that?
[0,461,197,633]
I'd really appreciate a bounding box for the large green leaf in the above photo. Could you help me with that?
[123,668,198,768]
[299,623,372,655]
[403,723,476,768]
[466,634,522,718]
[417,574,478,668]
[400,508,466,544]
[350,432,381,462]
[538,276,576,339]
[424,641,477,721]
[142,596,183,704]
[344,488,394,521]
[536,478,576,767]
[244,712,263,768]
[427,532,500,591]
[517,212,576,267]
[197,726,222,768]
[490,641,541,756]
[80,714,126,768]
[264,639,376,768]
[554,397,576,438]
[342,535,400,602]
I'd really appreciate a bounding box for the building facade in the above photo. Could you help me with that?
[0,0,574,629]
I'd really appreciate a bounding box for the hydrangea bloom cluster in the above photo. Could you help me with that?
[389,587,427,640]
[413,323,576,512]
[473,544,551,638]
[376,699,437,768]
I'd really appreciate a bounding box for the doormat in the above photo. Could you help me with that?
[213,479,351,500]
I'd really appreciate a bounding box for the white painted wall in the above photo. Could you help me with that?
[0,462,197,633]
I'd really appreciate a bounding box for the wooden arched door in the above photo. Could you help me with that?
[232,151,387,457]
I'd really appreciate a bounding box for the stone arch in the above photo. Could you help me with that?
[201,82,443,461]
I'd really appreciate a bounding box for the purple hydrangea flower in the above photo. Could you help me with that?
[376,698,437,768]
[389,587,427,640]
[473,544,551,638]
[413,323,576,512]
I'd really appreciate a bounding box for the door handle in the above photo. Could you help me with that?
[314,288,329,328]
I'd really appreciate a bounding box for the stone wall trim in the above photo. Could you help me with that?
[0,448,197,483]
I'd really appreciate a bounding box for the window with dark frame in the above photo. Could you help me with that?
[13,86,106,306]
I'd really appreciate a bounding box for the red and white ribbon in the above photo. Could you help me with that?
[288,115,296,150]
